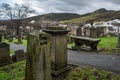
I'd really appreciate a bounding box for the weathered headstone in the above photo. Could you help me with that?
[9,35,13,42]
[76,27,82,36]
[25,32,52,80]
[0,42,10,66]
[14,50,26,61]
[96,27,106,37]
[43,27,70,75]
[90,27,97,38]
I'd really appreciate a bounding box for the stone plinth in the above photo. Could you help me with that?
[43,27,70,75]
[0,35,2,43]
[25,32,52,80]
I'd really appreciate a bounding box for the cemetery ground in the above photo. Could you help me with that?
[68,36,119,54]
[3,35,119,55]
[0,36,120,80]
[0,60,120,80]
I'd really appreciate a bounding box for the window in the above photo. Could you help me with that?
[108,27,113,31]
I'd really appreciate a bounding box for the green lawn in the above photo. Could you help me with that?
[98,36,117,50]
[2,38,27,46]
[0,60,25,80]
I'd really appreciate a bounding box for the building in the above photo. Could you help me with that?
[83,19,120,36]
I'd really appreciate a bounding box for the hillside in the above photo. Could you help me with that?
[61,8,120,24]
[1,8,120,26]
[27,13,80,21]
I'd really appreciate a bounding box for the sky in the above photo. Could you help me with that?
[0,0,120,18]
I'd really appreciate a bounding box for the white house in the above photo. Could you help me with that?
[84,19,120,35]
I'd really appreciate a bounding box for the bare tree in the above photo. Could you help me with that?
[1,3,35,42]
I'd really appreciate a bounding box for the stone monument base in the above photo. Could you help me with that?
[52,65,71,76]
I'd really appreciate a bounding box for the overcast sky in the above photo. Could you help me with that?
[1,0,120,17]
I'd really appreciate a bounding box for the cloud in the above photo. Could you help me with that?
[0,0,120,17]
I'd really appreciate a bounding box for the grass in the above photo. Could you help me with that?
[98,36,117,50]
[10,50,14,55]
[67,36,118,54]
[0,60,25,80]
[66,66,120,80]
[2,36,118,54]
[2,38,27,55]
[0,61,120,80]
[61,13,99,24]
[2,38,27,46]
[2,36,117,50]
[67,42,75,48]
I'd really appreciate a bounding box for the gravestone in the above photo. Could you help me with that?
[0,42,10,66]
[76,28,82,36]
[96,27,106,37]
[90,27,97,38]
[0,34,2,43]
[9,35,13,42]
[43,27,70,75]
[14,50,26,62]
[25,32,52,80]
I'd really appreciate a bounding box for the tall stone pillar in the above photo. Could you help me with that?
[25,32,52,80]
[43,27,70,75]
[0,34,2,43]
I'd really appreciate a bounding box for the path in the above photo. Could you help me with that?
[10,44,120,74]
[10,43,26,52]
[68,50,120,74]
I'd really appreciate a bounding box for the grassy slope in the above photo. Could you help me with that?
[61,10,120,24]
[61,14,97,24]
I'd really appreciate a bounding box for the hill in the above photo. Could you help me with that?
[27,13,80,21]
[1,8,120,26]
[61,8,120,24]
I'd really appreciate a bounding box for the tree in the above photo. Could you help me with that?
[1,3,35,42]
